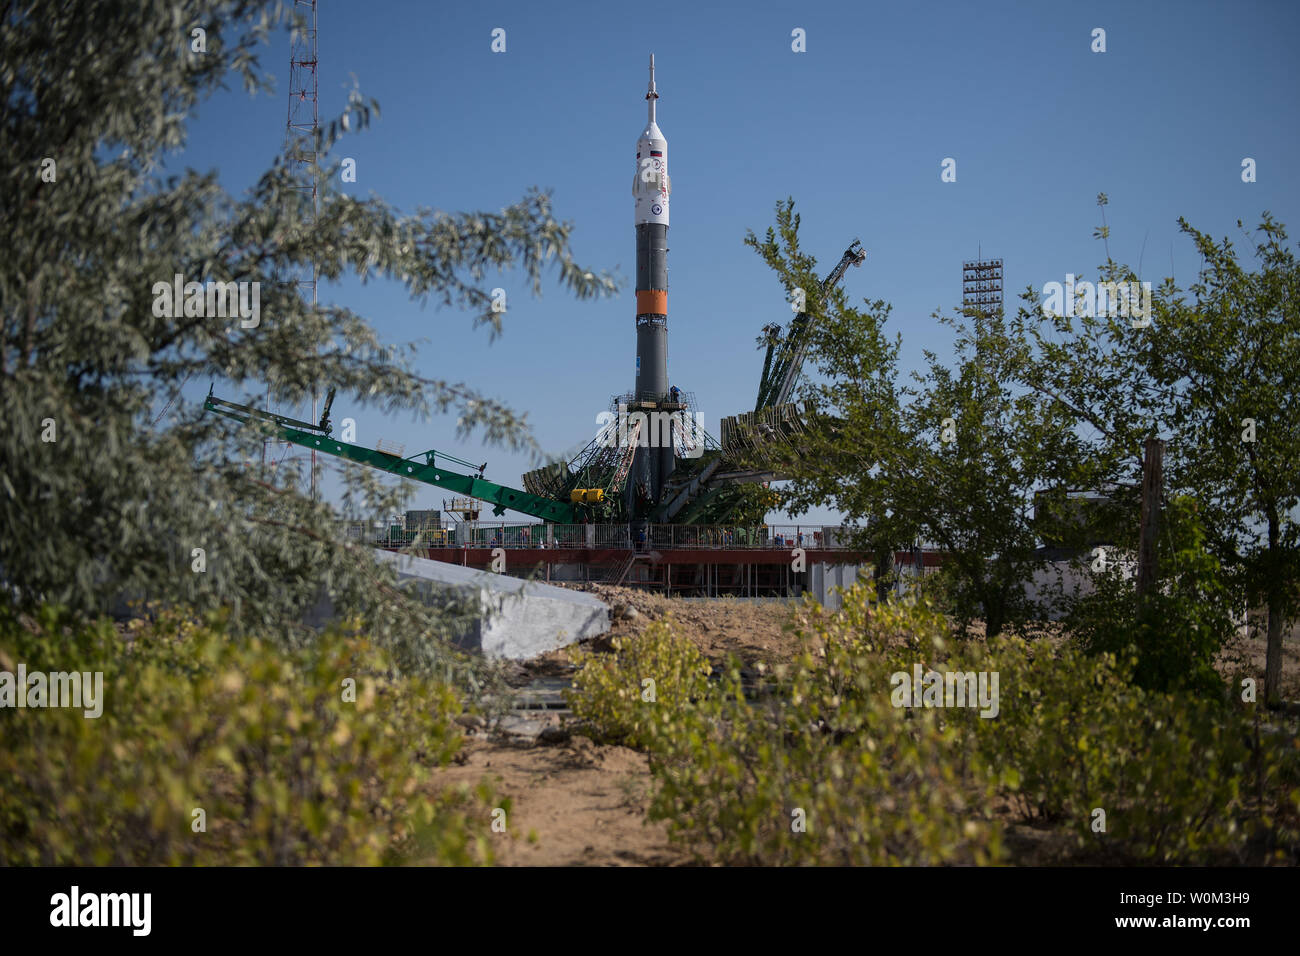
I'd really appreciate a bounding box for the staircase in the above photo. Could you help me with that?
[604,550,644,585]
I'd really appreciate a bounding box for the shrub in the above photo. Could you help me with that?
[965,636,1293,862]
[1067,495,1237,697]
[573,593,1005,865]
[0,605,500,865]
[566,620,713,749]
[567,583,1300,865]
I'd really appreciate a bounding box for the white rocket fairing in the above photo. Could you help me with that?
[634,54,670,227]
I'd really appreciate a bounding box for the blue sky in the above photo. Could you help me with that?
[178,0,1300,525]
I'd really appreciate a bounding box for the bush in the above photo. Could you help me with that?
[567,583,1300,865]
[1067,495,1238,697]
[0,605,500,865]
[574,595,1005,865]
[566,620,713,749]
[966,635,1299,862]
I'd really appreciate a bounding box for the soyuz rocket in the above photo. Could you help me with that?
[630,53,674,522]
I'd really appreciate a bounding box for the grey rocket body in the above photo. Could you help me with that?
[634,222,669,399]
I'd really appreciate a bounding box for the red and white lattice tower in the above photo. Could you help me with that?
[268,1,321,494]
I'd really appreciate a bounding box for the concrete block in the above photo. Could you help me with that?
[371,550,609,660]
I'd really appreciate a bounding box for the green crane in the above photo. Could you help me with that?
[651,240,866,523]
[754,240,865,412]
[204,387,585,524]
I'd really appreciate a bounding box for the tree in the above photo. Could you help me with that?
[895,307,1084,636]
[747,201,1079,632]
[1011,205,1300,705]
[1158,217,1300,706]
[1065,495,1238,696]
[742,200,914,603]
[1,1,617,674]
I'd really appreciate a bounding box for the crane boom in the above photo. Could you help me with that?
[665,240,866,524]
[204,389,584,523]
[755,239,866,411]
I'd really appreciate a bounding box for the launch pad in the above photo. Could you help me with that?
[205,55,875,599]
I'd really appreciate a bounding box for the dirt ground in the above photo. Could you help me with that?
[435,732,689,866]
[541,583,808,665]
[429,588,1300,866]
[427,586,804,866]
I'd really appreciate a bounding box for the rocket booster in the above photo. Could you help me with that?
[634,53,670,402]
[631,53,674,514]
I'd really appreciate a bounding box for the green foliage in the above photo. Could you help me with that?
[744,200,916,578]
[969,634,1299,863]
[1067,496,1237,696]
[0,606,500,865]
[566,620,713,749]
[710,482,779,527]
[1,1,617,677]
[568,585,1300,864]
[1010,213,1300,704]
[898,312,1082,635]
[575,594,1007,865]
[747,200,1083,636]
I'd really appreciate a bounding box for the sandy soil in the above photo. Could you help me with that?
[426,587,802,866]
[542,583,809,665]
[434,731,689,866]
[1217,628,1300,701]
[430,590,1300,866]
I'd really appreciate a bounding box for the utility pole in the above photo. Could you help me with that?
[1136,437,1164,600]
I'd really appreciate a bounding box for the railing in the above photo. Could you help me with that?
[466,524,541,549]
[350,520,925,552]
[639,524,858,550]
[551,524,587,549]
[594,524,631,549]
[343,521,452,551]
